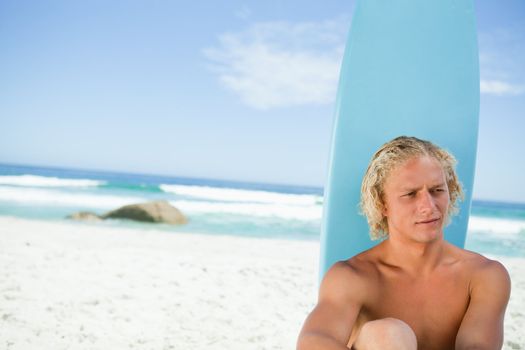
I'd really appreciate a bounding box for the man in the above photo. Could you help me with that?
[297,136,510,350]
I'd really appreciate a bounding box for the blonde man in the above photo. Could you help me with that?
[298,136,510,350]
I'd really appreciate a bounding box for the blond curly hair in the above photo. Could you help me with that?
[360,136,463,240]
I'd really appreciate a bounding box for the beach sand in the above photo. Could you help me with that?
[0,216,523,349]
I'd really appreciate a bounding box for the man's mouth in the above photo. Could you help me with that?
[416,218,440,224]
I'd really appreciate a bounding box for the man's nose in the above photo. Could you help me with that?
[418,190,436,213]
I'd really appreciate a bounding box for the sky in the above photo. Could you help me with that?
[0,0,524,203]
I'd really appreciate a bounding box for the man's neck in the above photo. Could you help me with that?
[380,234,447,277]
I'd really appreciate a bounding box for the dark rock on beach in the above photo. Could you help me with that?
[67,200,188,225]
[102,200,188,225]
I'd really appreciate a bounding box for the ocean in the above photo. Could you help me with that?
[1,163,524,257]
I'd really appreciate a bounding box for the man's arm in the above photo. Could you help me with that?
[455,260,511,350]
[297,261,365,350]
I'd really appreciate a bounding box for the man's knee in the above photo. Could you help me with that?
[353,318,417,350]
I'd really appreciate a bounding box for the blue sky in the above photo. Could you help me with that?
[1,0,524,203]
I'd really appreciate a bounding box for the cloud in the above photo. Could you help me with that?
[204,18,349,109]
[478,23,525,96]
[205,16,524,108]
[480,80,524,96]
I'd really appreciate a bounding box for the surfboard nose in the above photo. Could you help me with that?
[319,0,479,279]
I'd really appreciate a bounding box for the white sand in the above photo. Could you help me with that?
[0,216,523,349]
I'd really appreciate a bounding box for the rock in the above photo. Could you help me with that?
[102,200,188,225]
[67,211,102,222]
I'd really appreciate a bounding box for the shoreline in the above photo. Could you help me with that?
[0,216,523,349]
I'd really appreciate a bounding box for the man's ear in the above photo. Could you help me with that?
[381,198,388,217]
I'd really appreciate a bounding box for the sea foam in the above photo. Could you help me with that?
[0,175,104,188]
[160,184,321,206]
[0,187,141,209]
[468,216,525,237]
[169,200,322,220]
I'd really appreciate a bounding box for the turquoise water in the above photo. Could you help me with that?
[1,163,524,257]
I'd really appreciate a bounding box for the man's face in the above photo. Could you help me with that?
[382,156,450,243]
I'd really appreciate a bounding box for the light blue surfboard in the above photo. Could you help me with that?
[319,0,480,279]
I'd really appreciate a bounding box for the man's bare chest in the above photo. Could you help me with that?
[361,272,471,349]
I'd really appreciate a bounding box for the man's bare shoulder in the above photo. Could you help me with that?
[346,244,384,273]
[465,252,510,291]
[321,247,382,302]
[446,244,510,288]
[448,244,507,270]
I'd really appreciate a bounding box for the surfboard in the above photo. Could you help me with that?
[319,0,480,280]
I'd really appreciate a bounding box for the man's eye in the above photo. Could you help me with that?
[404,192,416,197]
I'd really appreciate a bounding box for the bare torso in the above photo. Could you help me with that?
[297,152,510,350]
[346,241,486,350]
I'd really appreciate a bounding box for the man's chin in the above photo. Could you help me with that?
[413,226,444,242]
